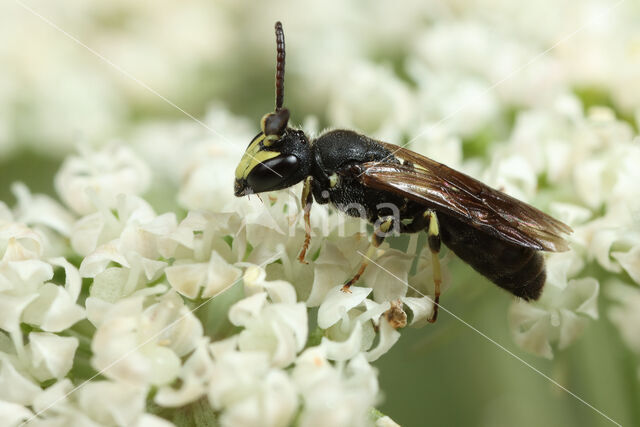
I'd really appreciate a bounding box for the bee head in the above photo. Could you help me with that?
[234,21,311,197]
[234,109,311,196]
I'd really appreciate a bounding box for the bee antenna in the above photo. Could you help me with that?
[275,21,286,111]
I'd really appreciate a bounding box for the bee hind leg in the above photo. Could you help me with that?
[342,216,395,292]
[425,210,442,323]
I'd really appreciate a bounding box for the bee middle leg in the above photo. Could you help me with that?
[342,216,395,292]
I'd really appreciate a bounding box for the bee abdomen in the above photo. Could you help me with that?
[438,215,545,301]
[490,250,545,300]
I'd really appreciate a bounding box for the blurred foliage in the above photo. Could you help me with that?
[376,262,639,427]
[0,151,61,206]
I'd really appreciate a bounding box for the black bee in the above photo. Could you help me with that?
[234,22,572,322]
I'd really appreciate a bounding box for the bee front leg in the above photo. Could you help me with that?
[342,216,395,292]
[297,177,313,264]
[425,210,442,323]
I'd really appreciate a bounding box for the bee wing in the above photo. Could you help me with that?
[356,144,572,252]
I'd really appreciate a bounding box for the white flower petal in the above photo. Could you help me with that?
[362,250,411,302]
[142,346,182,385]
[365,318,401,362]
[318,286,372,329]
[219,368,298,427]
[208,351,270,409]
[0,294,38,348]
[155,374,207,407]
[228,292,268,327]
[76,381,147,427]
[402,296,435,327]
[612,246,640,285]
[0,259,50,294]
[209,336,239,359]
[26,333,78,382]
[357,299,391,327]
[8,259,53,285]
[573,158,606,209]
[545,251,585,290]
[91,295,185,386]
[84,296,114,327]
[271,302,308,352]
[22,283,85,332]
[203,250,242,298]
[0,400,32,426]
[11,182,75,237]
[49,257,82,301]
[79,240,130,278]
[237,302,307,368]
[0,356,41,405]
[589,227,623,273]
[140,258,168,282]
[242,264,266,283]
[549,202,592,226]
[70,212,105,256]
[145,292,203,357]
[135,414,176,427]
[132,284,169,298]
[166,251,241,299]
[261,280,298,305]
[90,267,130,303]
[0,202,11,221]
[322,321,364,361]
[55,144,151,215]
[509,302,553,359]
[560,278,599,319]
[165,262,207,299]
[557,309,587,350]
[607,282,640,353]
[376,415,401,427]
[48,257,82,302]
[0,223,44,260]
[307,264,349,307]
[292,347,379,427]
[32,378,73,415]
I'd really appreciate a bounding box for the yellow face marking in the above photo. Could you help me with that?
[264,135,278,146]
[234,133,280,180]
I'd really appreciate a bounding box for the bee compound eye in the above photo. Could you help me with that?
[246,154,299,192]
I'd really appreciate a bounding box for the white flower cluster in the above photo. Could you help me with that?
[500,100,640,359]
[2,142,416,426]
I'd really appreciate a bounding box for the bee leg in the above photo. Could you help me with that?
[425,210,442,323]
[342,216,394,292]
[297,177,313,264]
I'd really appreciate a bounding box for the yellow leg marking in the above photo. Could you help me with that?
[342,217,393,292]
[425,210,441,323]
[297,178,313,264]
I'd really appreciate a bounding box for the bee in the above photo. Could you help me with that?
[234,22,572,322]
